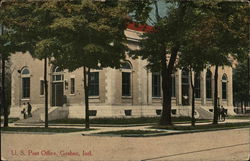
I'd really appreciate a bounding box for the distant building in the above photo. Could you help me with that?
[9,25,235,119]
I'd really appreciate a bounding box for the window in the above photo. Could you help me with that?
[171,74,176,97]
[70,78,75,94]
[182,69,189,105]
[89,72,99,96]
[206,70,212,98]
[152,72,161,97]
[21,67,30,98]
[194,72,201,98]
[222,74,227,99]
[121,61,132,97]
[40,80,44,95]
[122,72,131,96]
[52,66,64,82]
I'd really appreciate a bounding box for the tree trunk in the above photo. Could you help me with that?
[83,66,90,129]
[190,69,195,126]
[165,69,172,125]
[240,100,243,114]
[2,54,8,127]
[160,51,171,125]
[44,56,48,128]
[213,65,219,124]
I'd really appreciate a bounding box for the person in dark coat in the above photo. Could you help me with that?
[21,108,27,119]
[27,102,32,117]
[221,106,226,121]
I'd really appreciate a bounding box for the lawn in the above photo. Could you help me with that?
[49,117,210,125]
[0,117,20,123]
[152,122,250,131]
[227,115,250,120]
[1,127,95,133]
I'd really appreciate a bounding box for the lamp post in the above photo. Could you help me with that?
[17,69,22,107]
[248,53,250,112]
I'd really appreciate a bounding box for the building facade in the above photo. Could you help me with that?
[9,28,235,119]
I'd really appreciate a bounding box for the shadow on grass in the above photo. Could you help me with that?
[97,130,165,135]
[49,117,210,125]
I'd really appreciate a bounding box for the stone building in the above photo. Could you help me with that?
[9,26,235,120]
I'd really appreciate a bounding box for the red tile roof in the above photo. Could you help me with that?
[127,23,154,33]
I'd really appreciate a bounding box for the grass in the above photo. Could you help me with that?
[49,117,210,125]
[1,127,95,133]
[152,122,250,131]
[0,118,20,123]
[227,115,250,120]
[97,130,165,135]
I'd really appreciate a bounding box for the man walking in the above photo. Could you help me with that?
[27,102,32,117]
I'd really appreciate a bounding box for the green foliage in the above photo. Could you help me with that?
[233,58,249,106]
[50,0,128,71]
[0,1,60,59]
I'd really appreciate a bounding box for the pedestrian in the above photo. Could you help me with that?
[221,106,226,121]
[27,102,32,117]
[21,108,27,119]
[218,106,222,121]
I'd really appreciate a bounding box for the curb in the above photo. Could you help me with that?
[1,131,57,135]
[13,123,155,127]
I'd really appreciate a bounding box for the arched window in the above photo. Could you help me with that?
[222,74,227,99]
[21,67,30,98]
[194,72,201,98]
[121,61,132,70]
[52,66,64,82]
[182,68,189,105]
[121,61,132,96]
[206,70,212,98]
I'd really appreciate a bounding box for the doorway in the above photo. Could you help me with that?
[51,66,64,107]
[52,82,64,106]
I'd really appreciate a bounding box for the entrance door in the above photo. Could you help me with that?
[52,82,64,106]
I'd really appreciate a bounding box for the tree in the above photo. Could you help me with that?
[128,0,191,125]
[1,1,60,128]
[233,57,250,113]
[50,0,128,129]
[178,27,208,125]
[0,21,25,127]
[199,1,249,124]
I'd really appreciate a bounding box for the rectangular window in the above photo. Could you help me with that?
[22,77,30,98]
[53,75,64,81]
[152,73,161,97]
[222,82,227,99]
[89,72,99,96]
[206,80,212,98]
[122,72,131,96]
[171,75,176,97]
[70,78,75,94]
[40,80,44,95]
[194,75,201,98]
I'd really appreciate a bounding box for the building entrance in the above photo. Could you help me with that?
[52,82,64,106]
[51,66,64,107]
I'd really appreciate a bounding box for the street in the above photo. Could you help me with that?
[1,128,250,161]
